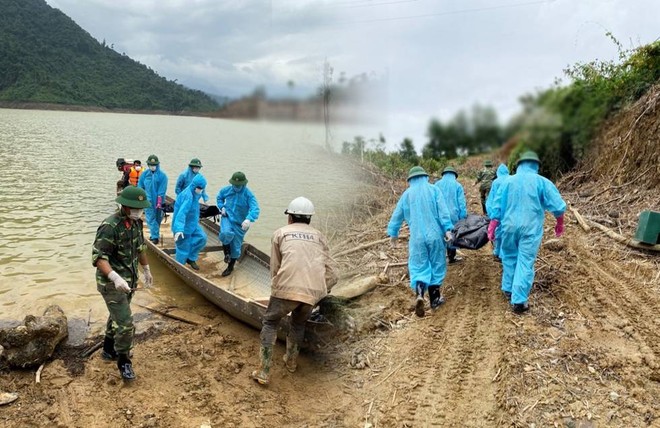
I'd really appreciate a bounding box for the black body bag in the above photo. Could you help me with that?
[451,214,490,250]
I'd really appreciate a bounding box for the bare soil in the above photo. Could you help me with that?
[1,92,659,427]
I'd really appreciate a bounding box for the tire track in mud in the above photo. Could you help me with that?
[395,255,507,427]
[571,239,660,359]
[582,258,660,358]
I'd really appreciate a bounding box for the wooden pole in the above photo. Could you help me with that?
[588,220,660,252]
[568,204,591,232]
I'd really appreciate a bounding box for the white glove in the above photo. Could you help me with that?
[445,231,454,242]
[142,264,153,289]
[220,207,226,217]
[108,271,131,293]
[390,237,398,248]
[241,220,251,231]
[174,232,184,241]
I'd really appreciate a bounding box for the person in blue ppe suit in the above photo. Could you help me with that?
[175,158,209,203]
[487,151,566,314]
[435,166,467,264]
[216,171,260,277]
[137,154,168,244]
[172,174,208,270]
[388,166,454,318]
[485,163,510,261]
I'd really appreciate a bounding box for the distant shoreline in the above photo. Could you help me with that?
[0,101,208,117]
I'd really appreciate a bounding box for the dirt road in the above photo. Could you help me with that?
[1,179,658,427]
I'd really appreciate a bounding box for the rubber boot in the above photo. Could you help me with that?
[512,302,529,314]
[428,285,445,310]
[251,346,273,385]
[222,244,231,263]
[414,282,425,317]
[447,248,462,264]
[101,335,117,361]
[283,338,299,373]
[187,259,200,270]
[222,258,236,277]
[117,353,136,381]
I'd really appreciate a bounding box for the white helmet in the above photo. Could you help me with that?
[285,197,315,216]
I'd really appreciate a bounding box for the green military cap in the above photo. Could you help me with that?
[407,166,428,181]
[442,166,458,177]
[516,151,541,166]
[483,160,493,167]
[189,158,202,168]
[229,171,248,186]
[147,154,160,165]
[115,186,151,208]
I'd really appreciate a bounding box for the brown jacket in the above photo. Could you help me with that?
[270,222,338,306]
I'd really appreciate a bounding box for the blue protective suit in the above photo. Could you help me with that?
[172,174,208,264]
[175,167,209,202]
[387,175,454,291]
[216,185,260,259]
[435,173,467,224]
[137,165,168,240]
[485,164,510,257]
[489,161,566,304]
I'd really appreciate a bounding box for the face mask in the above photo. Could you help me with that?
[128,209,143,220]
[195,188,203,195]
[192,167,200,174]
[149,165,157,172]
[233,185,243,192]
[135,166,142,171]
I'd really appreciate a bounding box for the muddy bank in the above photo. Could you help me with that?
[1,153,659,427]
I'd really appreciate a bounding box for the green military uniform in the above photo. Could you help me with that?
[476,161,497,214]
[92,211,146,353]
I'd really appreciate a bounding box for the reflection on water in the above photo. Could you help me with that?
[0,108,367,328]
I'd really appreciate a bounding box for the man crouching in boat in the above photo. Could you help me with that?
[251,197,337,386]
[172,174,208,271]
[92,186,153,381]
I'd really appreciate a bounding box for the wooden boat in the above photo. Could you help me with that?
[143,198,333,340]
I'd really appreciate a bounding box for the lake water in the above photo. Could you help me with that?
[0,108,367,327]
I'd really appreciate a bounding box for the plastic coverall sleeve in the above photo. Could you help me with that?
[386,195,406,238]
[541,177,567,217]
[434,187,454,233]
[175,171,187,195]
[245,189,261,222]
[215,187,227,213]
[457,185,467,220]
[172,193,191,234]
[156,171,168,201]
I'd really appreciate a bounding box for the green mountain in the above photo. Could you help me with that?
[0,0,218,112]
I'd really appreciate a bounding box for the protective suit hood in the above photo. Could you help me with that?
[191,174,207,189]
[516,161,539,174]
[496,163,509,178]
[440,173,457,183]
[408,175,429,187]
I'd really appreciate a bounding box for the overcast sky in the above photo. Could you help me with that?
[45,0,659,150]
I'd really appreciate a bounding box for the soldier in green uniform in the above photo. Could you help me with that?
[475,160,497,214]
[92,186,153,381]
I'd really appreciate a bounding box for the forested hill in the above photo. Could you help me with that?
[0,0,218,112]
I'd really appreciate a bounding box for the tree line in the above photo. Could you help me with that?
[0,0,218,112]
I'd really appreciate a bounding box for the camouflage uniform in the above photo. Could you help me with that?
[476,167,497,214]
[92,212,146,353]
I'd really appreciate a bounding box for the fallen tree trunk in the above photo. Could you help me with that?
[588,220,660,252]
[333,235,408,258]
[568,204,591,232]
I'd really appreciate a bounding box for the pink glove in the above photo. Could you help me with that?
[554,214,564,237]
[487,220,499,241]
[156,196,162,209]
